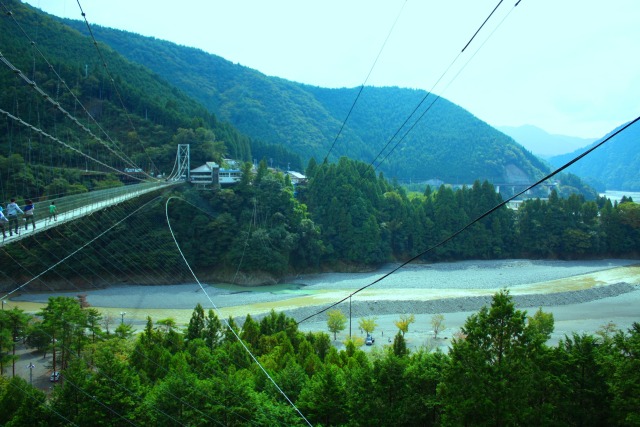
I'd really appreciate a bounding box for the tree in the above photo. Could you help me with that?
[440,290,552,426]
[38,297,87,372]
[85,308,103,344]
[392,331,408,357]
[358,317,378,335]
[527,308,554,344]
[372,351,408,424]
[156,317,177,333]
[554,333,613,426]
[186,303,205,341]
[297,364,348,426]
[609,323,640,425]
[0,308,30,376]
[0,326,12,376]
[0,376,52,426]
[400,350,448,426]
[77,341,143,425]
[114,323,134,340]
[102,313,114,336]
[240,314,261,351]
[394,313,415,337]
[431,313,445,339]
[204,309,223,349]
[326,309,347,340]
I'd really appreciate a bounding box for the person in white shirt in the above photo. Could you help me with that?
[5,198,24,236]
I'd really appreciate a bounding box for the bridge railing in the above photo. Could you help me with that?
[1,181,183,246]
[29,181,178,224]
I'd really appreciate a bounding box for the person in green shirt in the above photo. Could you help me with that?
[48,201,58,222]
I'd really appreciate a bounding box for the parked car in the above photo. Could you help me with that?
[365,334,375,346]
[50,371,60,382]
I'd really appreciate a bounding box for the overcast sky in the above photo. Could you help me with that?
[24,0,640,139]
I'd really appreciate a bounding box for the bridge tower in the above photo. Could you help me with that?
[176,144,190,181]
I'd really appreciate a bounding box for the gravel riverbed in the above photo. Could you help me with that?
[9,258,640,351]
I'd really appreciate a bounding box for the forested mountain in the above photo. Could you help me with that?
[549,120,640,191]
[0,0,303,200]
[498,124,594,158]
[60,17,552,186]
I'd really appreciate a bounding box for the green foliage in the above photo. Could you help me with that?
[5,298,640,425]
[326,309,347,340]
[0,1,260,202]
[394,313,415,337]
[64,18,557,187]
[440,290,552,425]
[0,376,51,426]
[358,317,378,335]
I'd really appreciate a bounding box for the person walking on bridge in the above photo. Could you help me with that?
[48,201,58,222]
[0,209,8,239]
[24,199,35,231]
[6,199,23,236]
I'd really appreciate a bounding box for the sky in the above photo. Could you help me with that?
[23,0,640,139]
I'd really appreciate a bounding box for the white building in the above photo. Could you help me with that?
[190,162,219,187]
[285,171,307,185]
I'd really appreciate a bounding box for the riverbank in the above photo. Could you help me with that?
[9,259,639,335]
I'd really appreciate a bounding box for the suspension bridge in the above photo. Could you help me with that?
[0,179,184,247]
[0,125,193,246]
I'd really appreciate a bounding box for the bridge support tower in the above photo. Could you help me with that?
[176,144,190,181]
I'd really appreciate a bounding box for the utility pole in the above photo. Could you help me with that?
[349,296,352,339]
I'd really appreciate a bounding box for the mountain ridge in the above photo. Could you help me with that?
[60,18,553,186]
[548,121,640,191]
[498,124,595,158]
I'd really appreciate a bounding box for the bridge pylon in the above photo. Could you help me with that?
[176,144,190,181]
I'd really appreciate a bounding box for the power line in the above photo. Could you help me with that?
[373,0,523,170]
[0,198,256,425]
[0,1,143,174]
[323,0,408,163]
[164,196,313,427]
[295,114,640,325]
[0,107,147,182]
[369,0,521,171]
[74,0,159,176]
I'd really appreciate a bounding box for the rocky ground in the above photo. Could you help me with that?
[8,259,640,366]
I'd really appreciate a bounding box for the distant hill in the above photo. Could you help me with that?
[548,121,640,191]
[498,125,594,158]
[61,19,552,186]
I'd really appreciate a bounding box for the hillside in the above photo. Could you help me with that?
[0,0,309,201]
[498,125,594,158]
[0,0,257,179]
[60,18,552,186]
[549,120,640,191]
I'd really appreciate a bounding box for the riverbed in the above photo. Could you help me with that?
[9,259,640,346]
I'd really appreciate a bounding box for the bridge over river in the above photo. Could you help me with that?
[1,181,183,248]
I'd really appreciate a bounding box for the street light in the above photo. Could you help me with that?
[120,312,126,324]
[28,363,35,386]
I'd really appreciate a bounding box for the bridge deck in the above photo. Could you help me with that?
[1,181,183,248]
